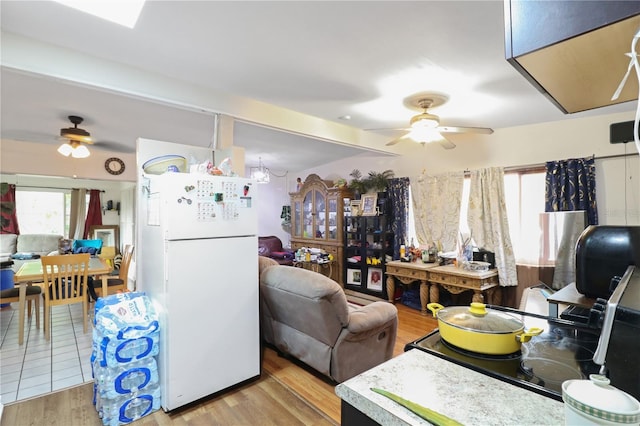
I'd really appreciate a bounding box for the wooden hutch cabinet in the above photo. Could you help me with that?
[290,174,350,284]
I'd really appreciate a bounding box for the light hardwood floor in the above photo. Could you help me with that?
[262,302,439,424]
[1,302,437,425]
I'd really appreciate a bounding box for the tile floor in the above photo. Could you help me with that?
[0,302,94,404]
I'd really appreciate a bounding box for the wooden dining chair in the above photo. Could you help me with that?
[0,285,42,330]
[41,253,91,340]
[89,244,134,300]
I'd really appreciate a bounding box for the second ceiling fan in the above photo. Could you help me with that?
[377,93,493,149]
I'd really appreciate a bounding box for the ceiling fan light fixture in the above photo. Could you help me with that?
[57,140,91,158]
[410,112,440,129]
[408,127,442,144]
[71,144,90,158]
[57,142,73,157]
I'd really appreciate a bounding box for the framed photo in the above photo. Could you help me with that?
[346,268,361,285]
[350,200,361,217]
[367,267,383,291]
[361,193,378,216]
[89,225,120,254]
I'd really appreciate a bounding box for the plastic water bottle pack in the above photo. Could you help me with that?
[91,292,161,426]
[96,383,162,426]
[93,357,159,399]
[92,327,159,368]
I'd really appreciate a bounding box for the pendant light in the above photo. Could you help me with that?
[250,157,270,184]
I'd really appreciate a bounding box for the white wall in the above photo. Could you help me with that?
[247,168,292,247]
[294,110,640,226]
[3,110,640,239]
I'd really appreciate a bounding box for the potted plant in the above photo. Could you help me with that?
[364,169,395,193]
[348,169,366,198]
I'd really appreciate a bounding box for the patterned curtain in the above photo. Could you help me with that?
[387,177,409,259]
[545,157,598,225]
[468,167,518,287]
[83,189,103,239]
[1,183,20,234]
[411,171,464,252]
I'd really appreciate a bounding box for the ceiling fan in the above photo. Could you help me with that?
[56,115,134,155]
[60,115,93,143]
[57,115,94,158]
[372,93,493,149]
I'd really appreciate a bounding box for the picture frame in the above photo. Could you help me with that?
[350,200,361,217]
[360,193,378,216]
[367,267,383,291]
[346,268,362,285]
[89,225,120,254]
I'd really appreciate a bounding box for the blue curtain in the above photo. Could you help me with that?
[387,177,409,259]
[545,157,598,225]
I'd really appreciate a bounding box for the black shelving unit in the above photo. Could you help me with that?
[343,214,394,299]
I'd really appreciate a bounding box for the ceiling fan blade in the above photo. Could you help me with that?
[385,133,411,146]
[93,141,135,154]
[438,135,456,149]
[366,127,410,132]
[437,126,494,134]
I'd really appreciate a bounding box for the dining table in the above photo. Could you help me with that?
[13,256,112,345]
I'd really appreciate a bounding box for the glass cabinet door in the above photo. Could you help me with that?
[328,197,337,240]
[293,200,302,238]
[314,190,325,239]
[303,190,313,238]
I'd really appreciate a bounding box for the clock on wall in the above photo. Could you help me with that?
[105,157,126,175]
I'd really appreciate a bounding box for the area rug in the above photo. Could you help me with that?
[1,372,336,426]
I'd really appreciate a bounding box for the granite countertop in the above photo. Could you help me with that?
[335,349,564,426]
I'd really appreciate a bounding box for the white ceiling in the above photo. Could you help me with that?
[1,1,637,173]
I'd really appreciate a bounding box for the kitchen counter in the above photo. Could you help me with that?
[335,349,564,425]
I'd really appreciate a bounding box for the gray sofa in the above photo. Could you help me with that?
[258,256,398,383]
[1,233,63,271]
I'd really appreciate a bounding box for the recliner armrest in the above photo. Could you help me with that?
[346,302,398,334]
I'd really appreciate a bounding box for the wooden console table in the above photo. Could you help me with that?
[429,264,500,307]
[385,261,438,315]
[385,261,500,315]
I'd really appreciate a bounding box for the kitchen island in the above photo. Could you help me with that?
[335,348,564,425]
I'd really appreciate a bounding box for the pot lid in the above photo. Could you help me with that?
[435,303,524,334]
[562,375,640,423]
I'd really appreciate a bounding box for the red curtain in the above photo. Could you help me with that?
[83,190,103,238]
[1,183,20,234]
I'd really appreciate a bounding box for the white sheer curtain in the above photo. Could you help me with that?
[411,171,464,252]
[68,188,87,240]
[468,167,518,287]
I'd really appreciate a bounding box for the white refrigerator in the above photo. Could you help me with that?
[137,172,259,411]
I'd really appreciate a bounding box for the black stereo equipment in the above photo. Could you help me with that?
[610,120,638,144]
[473,249,495,269]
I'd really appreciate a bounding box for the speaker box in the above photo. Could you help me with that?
[610,121,638,144]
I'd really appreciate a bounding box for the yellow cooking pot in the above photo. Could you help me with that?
[427,302,543,355]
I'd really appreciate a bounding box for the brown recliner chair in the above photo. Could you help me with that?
[258,235,294,266]
[258,261,398,383]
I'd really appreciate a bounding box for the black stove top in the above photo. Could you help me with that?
[405,307,602,401]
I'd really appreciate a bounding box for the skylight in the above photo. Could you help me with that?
[54,0,146,28]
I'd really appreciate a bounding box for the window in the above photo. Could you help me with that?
[409,169,546,262]
[15,189,88,236]
[503,170,546,265]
